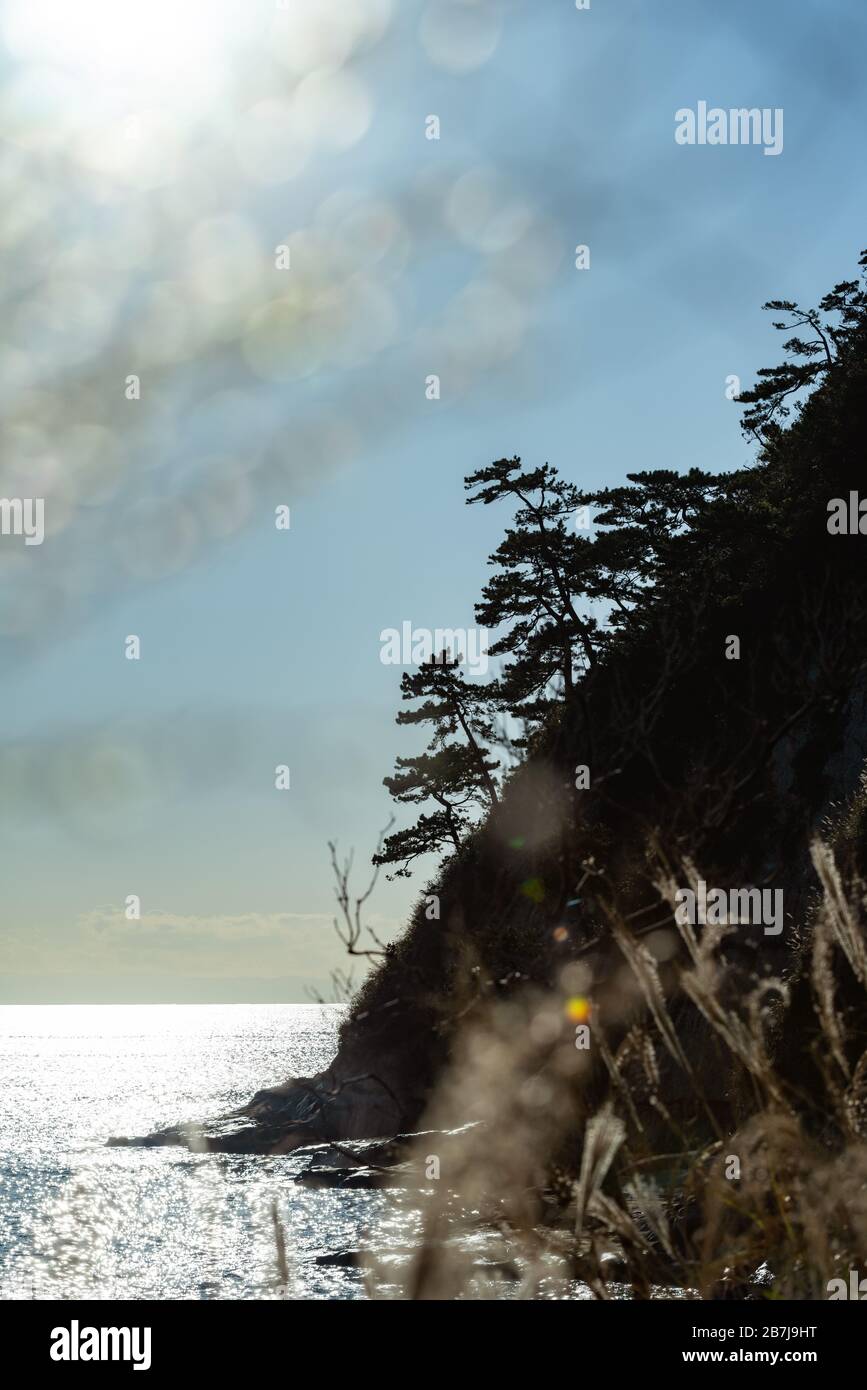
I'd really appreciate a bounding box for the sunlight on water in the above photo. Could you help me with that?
[0,1003,415,1300]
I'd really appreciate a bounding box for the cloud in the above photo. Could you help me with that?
[0,906,402,988]
[80,906,333,941]
[0,0,563,669]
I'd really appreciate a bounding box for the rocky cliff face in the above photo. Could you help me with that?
[118,332,867,1164]
[118,660,867,1158]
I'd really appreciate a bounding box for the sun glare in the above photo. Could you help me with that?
[3,0,249,93]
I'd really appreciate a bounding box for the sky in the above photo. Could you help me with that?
[1,0,865,1003]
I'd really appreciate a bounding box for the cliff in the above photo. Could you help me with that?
[120,261,867,1197]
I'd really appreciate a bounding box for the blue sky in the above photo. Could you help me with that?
[1,0,865,1001]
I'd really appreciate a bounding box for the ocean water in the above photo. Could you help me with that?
[0,1004,686,1302]
[0,1002,412,1301]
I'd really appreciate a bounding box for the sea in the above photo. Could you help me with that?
[0,1002,420,1301]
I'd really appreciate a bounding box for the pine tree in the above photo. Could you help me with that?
[464,457,602,731]
[373,654,499,877]
[574,467,730,636]
[463,458,731,733]
[738,250,867,442]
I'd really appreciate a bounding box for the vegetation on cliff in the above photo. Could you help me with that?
[332,246,867,1296]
